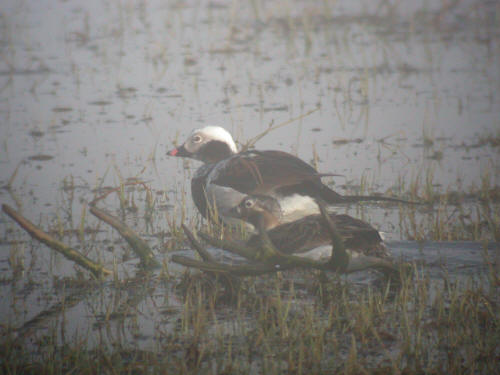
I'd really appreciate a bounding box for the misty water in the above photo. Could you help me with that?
[0,0,499,358]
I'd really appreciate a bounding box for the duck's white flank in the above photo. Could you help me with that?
[297,245,332,260]
[205,184,247,217]
[279,194,320,223]
[296,247,363,261]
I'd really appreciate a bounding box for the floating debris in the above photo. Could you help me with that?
[28,154,54,161]
[184,57,198,66]
[0,67,50,76]
[52,107,73,113]
[332,138,364,145]
[427,151,444,161]
[89,100,112,106]
[207,1,228,9]
[29,130,44,138]
[263,105,288,112]
[117,86,138,99]
[208,47,239,54]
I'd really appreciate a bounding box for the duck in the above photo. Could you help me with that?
[227,194,390,259]
[167,126,410,227]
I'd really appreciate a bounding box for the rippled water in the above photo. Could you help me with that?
[0,0,499,354]
[1,0,498,215]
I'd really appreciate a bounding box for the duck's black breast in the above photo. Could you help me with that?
[191,164,215,218]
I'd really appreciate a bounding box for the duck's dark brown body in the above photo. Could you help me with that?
[230,195,389,258]
[247,212,388,257]
[190,149,343,220]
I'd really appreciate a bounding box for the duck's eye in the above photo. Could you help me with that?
[192,135,202,143]
[244,199,254,208]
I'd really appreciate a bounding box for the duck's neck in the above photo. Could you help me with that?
[252,211,281,231]
[199,140,236,164]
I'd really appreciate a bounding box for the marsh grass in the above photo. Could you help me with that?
[2,150,498,374]
[1,195,498,374]
[1,260,498,374]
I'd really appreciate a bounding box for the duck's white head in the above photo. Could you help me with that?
[167,126,238,163]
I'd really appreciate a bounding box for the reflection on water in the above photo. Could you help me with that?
[0,0,499,367]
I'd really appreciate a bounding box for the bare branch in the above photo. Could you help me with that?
[171,255,283,276]
[2,204,112,277]
[182,224,215,262]
[198,231,257,259]
[240,107,320,152]
[89,206,160,269]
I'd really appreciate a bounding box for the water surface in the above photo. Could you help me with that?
[0,0,499,364]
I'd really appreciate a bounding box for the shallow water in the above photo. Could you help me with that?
[1,240,498,353]
[0,0,498,218]
[0,0,499,362]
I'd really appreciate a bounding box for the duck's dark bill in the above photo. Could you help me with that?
[167,145,189,157]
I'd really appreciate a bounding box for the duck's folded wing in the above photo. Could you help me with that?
[247,218,328,254]
[210,150,335,196]
[333,214,384,252]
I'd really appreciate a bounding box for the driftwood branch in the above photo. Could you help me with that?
[89,206,160,269]
[181,224,215,262]
[171,255,281,276]
[197,232,257,260]
[2,204,112,277]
